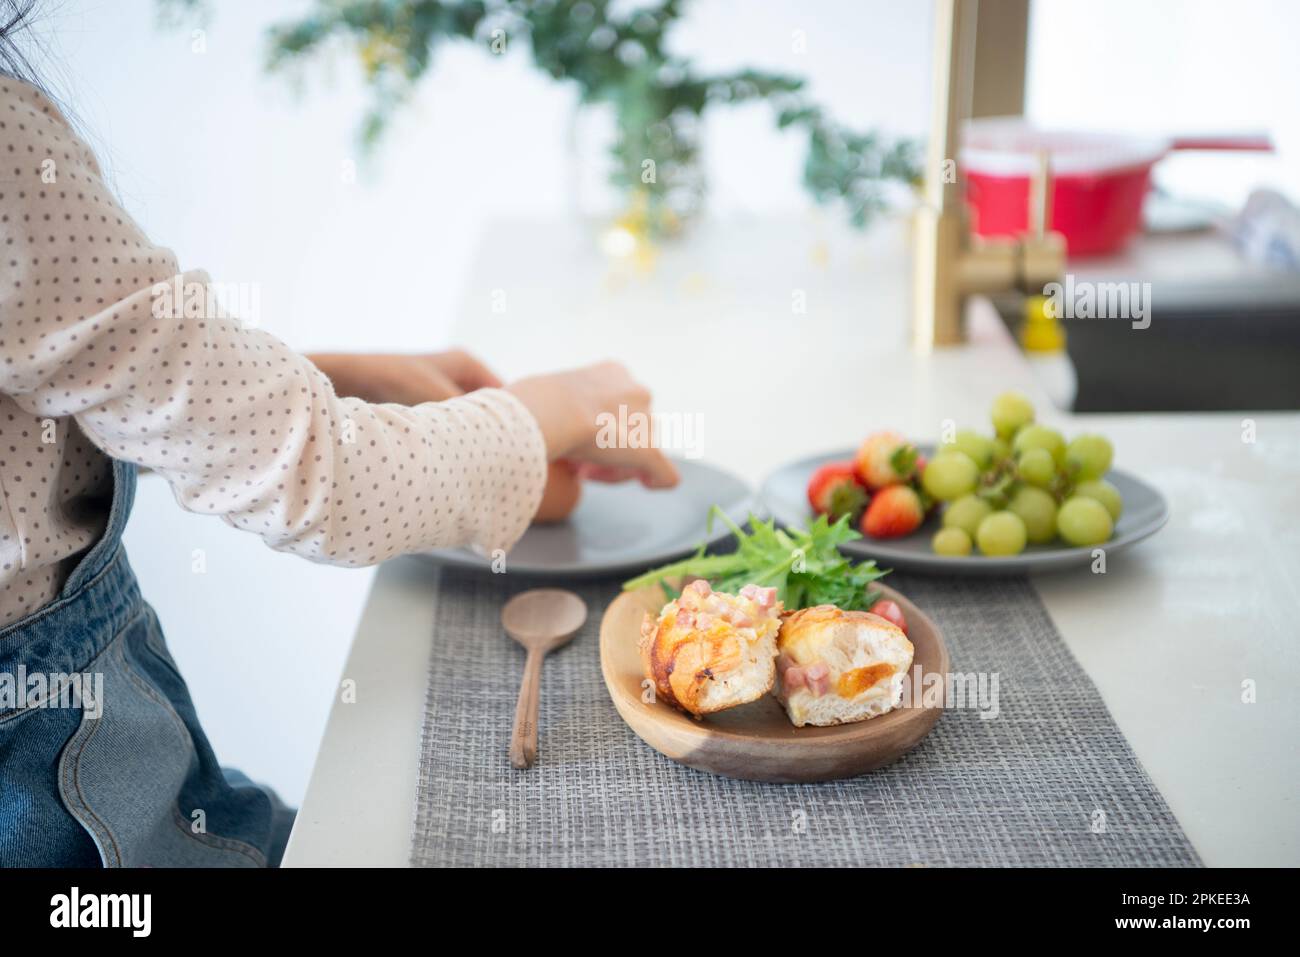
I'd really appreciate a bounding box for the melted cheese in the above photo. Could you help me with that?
[836,663,896,697]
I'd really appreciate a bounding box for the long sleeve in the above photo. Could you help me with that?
[0,78,546,571]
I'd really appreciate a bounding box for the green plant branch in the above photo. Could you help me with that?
[160,0,921,230]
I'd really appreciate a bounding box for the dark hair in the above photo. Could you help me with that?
[0,2,96,189]
[0,1,40,85]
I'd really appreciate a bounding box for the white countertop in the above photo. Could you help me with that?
[283,215,1300,867]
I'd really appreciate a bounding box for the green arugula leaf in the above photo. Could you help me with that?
[622,509,890,611]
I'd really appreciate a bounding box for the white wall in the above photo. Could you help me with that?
[23,0,932,805]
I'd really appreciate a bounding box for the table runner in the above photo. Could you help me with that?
[410,566,1199,867]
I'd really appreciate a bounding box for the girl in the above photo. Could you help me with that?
[0,6,676,867]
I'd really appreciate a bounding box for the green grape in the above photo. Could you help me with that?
[948,429,995,469]
[1057,496,1113,547]
[991,391,1035,439]
[1065,434,1114,480]
[932,527,973,556]
[1008,485,1058,544]
[1013,424,1066,464]
[1075,479,1123,521]
[921,450,979,501]
[1017,447,1057,488]
[976,511,1028,556]
[942,494,993,537]
[991,436,1012,463]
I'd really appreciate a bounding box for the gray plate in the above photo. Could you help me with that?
[421,459,755,579]
[760,448,1170,575]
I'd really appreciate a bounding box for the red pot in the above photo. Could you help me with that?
[962,118,1271,257]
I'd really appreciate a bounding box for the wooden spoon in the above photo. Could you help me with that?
[503,588,588,769]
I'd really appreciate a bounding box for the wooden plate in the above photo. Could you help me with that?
[599,584,950,782]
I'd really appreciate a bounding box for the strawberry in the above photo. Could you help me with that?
[855,430,919,489]
[806,461,868,523]
[860,485,924,539]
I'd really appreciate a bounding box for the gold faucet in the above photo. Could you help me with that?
[911,0,1066,352]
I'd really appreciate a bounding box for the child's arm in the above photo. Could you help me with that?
[0,81,573,563]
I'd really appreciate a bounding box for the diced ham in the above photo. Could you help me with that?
[805,663,830,697]
[740,584,778,609]
[779,654,828,695]
[674,582,772,635]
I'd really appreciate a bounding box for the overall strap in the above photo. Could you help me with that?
[62,458,138,596]
[0,458,142,688]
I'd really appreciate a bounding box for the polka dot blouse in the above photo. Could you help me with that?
[0,79,547,629]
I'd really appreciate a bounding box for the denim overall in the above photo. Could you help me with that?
[0,459,295,866]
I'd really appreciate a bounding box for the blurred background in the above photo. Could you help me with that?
[21,0,1299,803]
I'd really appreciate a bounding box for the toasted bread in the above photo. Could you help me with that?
[639,581,783,717]
[774,604,914,727]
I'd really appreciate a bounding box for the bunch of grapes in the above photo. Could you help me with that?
[921,392,1122,557]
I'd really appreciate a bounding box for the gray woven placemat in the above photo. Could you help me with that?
[411,567,1200,867]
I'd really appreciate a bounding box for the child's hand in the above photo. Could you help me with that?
[309,350,502,405]
[508,362,681,489]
